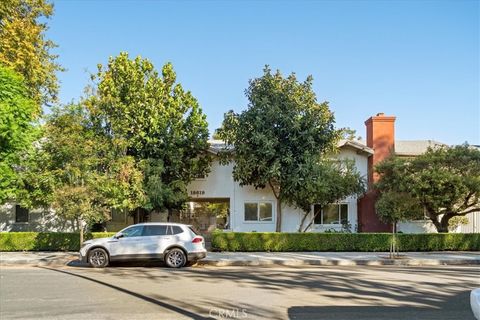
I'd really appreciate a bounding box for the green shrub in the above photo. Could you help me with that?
[0,232,116,251]
[211,231,480,252]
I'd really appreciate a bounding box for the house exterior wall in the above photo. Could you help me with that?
[186,147,369,233]
[0,203,76,232]
[397,211,480,233]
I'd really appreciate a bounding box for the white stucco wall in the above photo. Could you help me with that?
[398,211,480,234]
[397,220,437,233]
[0,203,76,232]
[186,147,369,233]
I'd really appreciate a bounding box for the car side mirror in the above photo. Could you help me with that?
[114,233,124,239]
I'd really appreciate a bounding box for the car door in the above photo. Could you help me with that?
[109,225,145,259]
[141,225,171,259]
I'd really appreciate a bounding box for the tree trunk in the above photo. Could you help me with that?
[302,207,322,232]
[298,211,309,232]
[276,198,282,232]
[426,208,448,233]
[438,212,455,233]
[79,219,84,247]
[429,210,454,233]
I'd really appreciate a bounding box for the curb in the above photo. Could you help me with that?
[197,258,480,267]
[2,255,480,268]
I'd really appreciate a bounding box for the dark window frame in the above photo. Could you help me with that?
[243,201,273,222]
[313,204,349,225]
[15,205,29,223]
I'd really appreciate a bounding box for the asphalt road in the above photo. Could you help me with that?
[0,264,478,320]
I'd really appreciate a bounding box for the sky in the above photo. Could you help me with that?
[46,0,480,145]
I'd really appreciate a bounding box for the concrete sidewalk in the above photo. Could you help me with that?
[1,251,480,267]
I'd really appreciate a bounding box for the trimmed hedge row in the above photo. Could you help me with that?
[211,232,480,252]
[0,232,116,251]
[1,232,479,252]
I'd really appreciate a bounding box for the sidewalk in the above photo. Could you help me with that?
[1,251,480,267]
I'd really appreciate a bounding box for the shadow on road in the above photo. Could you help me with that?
[89,265,478,318]
[39,266,214,320]
[288,293,474,320]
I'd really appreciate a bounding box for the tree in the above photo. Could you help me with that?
[375,191,423,257]
[296,159,365,232]
[0,65,38,204]
[0,0,62,108]
[218,66,342,231]
[87,52,210,217]
[375,145,480,233]
[18,104,145,244]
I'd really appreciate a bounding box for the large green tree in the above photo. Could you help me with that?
[18,104,145,243]
[375,145,480,232]
[0,65,37,204]
[218,67,343,231]
[0,0,62,108]
[87,52,210,216]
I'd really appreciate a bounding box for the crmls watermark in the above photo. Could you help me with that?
[208,307,248,319]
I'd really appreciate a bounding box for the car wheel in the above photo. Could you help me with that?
[88,248,109,268]
[165,248,186,268]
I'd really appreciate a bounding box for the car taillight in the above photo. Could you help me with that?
[192,237,203,243]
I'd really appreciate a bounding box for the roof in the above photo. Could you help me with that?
[207,139,373,156]
[134,222,191,227]
[338,139,374,155]
[395,140,447,156]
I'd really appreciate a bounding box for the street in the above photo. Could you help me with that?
[0,264,479,320]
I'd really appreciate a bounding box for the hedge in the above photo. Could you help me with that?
[0,232,116,251]
[211,232,480,252]
[1,232,479,252]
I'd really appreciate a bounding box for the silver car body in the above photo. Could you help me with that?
[79,223,207,265]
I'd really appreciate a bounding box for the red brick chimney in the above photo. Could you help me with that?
[365,113,396,187]
[358,113,396,232]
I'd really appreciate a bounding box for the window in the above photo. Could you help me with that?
[313,204,348,225]
[143,225,167,236]
[15,205,29,223]
[170,226,184,235]
[121,225,144,237]
[244,202,273,222]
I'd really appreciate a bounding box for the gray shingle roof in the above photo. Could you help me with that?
[208,139,373,155]
[395,140,447,156]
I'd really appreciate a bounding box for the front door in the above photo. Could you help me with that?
[109,225,145,259]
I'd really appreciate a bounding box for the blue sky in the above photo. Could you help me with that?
[47,0,479,145]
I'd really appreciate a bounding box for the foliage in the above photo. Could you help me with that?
[218,66,343,231]
[211,231,480,252]
[87,52,210,213]
[375,191,423,224]
[375,145,480,232]
[0,232,116,251]
[0,0,62,108]
[17,104,145,243]
[293,159,365,232]
[0,66,38,204]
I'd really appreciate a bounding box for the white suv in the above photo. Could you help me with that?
[79,223,207,268]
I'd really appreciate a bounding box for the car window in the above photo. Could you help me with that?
[143,225,168,236]
[171,226,184,235]
[188,226,198,235]
[121,225,143,237]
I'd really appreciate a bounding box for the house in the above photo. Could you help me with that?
[358,113,479,233]
[1,113,478,234]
